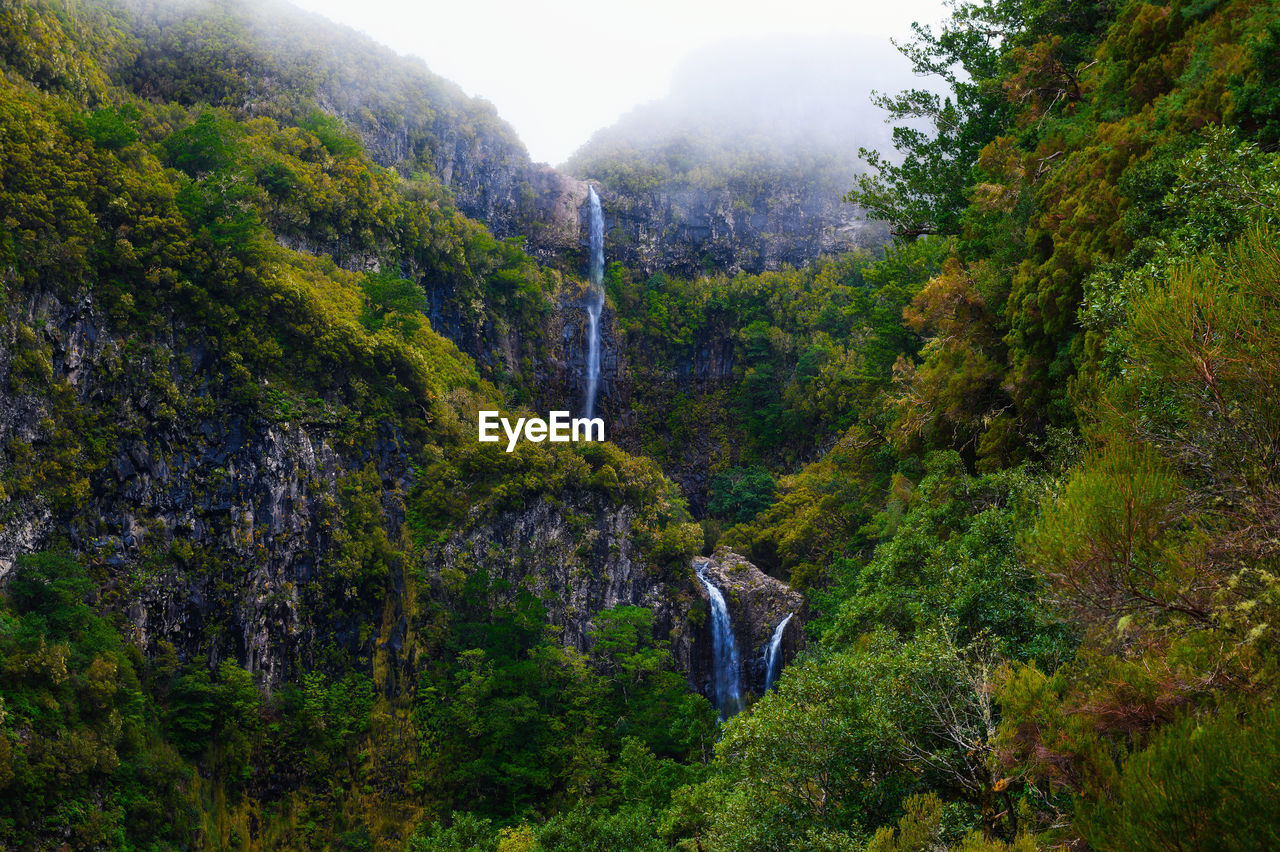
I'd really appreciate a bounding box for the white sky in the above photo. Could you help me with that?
[288,0,952,166]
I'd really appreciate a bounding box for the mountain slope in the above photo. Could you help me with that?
[0,1,720,845]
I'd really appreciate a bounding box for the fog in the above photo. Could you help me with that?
[570,34,933,169]
[287,0,951,164]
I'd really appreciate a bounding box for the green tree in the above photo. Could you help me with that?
[360,270,428,336]
[847,1,1018,237]
[1076,700,1280,852]
[708,466,777,524]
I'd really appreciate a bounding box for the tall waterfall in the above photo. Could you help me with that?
[763,612,794,693]
[583,185,605,419]
[695,560,742,719]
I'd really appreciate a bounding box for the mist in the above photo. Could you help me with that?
[627,37,914,151]
[565,32,947,202]
[287,0,950,165]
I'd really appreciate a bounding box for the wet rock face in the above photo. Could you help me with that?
[0,288,801,706]
[691,548,804,702]
[547,297,627,424]
[356,120,591,266]
[435,142,593,265]
[436,512,807,703]
[596,183,889,279]
[358,109,886,282]
[0,285,690,692]
[110,420,380,688]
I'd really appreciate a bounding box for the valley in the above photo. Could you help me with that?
[1,0,1278,849]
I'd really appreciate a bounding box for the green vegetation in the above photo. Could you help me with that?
[531,0,1280,848]
[608,241,946,525]
[0,0,704,847]
[413,592,714,820]
[0,553,197,848]
[4,0,1280,849]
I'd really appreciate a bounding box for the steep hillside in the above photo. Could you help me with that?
[0,1,726,845]
[697,1,1280,849]
[119,0,590,260]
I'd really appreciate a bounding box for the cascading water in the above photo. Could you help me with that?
[583,185,605,419]
[763,612,794,693]
[695,559,742,719]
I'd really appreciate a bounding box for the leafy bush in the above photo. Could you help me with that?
[1076,700,1280,851]
[0,553,200,849]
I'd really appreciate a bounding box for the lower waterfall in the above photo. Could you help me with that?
[695,559,742,719]
[763,612,794,693]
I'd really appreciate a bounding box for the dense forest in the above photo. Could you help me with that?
[1,0,1279,850]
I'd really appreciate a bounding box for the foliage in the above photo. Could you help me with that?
[0,553,200,849]
[867,793,1036,852]
[848,0,1115,237]
[882,0,1279,466]
[679,627,1020,850]
[1029,441,1204,624]
[1074,699,1280,852]
[707,466,776,524]
[612,239,947,519]
[825,452,1070,662]
[0,2,718,848]
[998,228,1280,844]
[7,0,1280,850]
[412,589,715,820]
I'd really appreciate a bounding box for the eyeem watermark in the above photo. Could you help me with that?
[479,410,605,452]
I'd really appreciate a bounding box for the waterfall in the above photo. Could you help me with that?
[695,559,742,719]
[763,612,794,693]
[583,185,605,419]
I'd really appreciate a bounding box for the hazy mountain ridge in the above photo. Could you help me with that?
[564,36,917,275]
[113,0,600,259]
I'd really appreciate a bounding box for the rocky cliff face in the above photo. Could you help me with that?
[124,0,596,268]
[425,140,889,281]
[545,294,628,421]
[317,106,593,269]
[307,63,594,268]
[136,1,885,281]
[693,548,804,701]
[434,515,806,699]
[347,93,883,282]
[433,142,592,263]
[5,0,815,700]
[0,287,415,688]
[0,285,739,693]
[432,494,700,663]
[597,182,888,279]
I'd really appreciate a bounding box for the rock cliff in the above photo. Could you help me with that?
[0,283,714,692]
[0,280,775,697]
[692,548,804,701]
[0,287,410,687]
[2,0,815,703]
[597,182,888,278]
[432,493,701,664]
